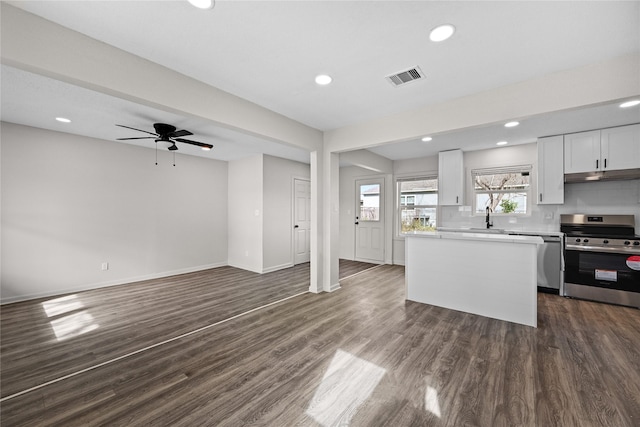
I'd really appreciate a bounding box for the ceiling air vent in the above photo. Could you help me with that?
[385,66,425,87]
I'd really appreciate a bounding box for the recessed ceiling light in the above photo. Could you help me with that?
[315,74,333,85]
[620,100,640,108]
[55,117,71,123]
[496,141,508,146]
[421,136,433,142]
[504,121,519,128]
[429,24,455,42]
[188,0,214,9]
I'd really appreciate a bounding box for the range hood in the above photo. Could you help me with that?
[564,168,640,183]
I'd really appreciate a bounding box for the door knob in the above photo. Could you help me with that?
[355,221,359,225]
[294,225,299,228]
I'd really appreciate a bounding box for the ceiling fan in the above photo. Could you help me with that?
[116,123,213,151]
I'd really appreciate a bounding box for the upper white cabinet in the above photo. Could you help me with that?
[601,124,640,171]
[438,149,464,205]
[564,130,602,174]
[537,135,564,204]
[564,124,640,174]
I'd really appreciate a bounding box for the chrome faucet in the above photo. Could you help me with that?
[486,207,493,229]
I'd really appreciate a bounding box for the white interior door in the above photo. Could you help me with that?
[355,178,385,263]
[293,178,311,264]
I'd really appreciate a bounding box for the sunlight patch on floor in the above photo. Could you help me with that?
[42,294,84,317]
[306,349,386,426]
[42,294,99,341]
[425,385,441,418]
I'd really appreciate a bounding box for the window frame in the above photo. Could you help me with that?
[358,183,381,222]
[471,165,532,216]
[397,176,438,236]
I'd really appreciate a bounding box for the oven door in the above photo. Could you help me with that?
[564,247,640,307]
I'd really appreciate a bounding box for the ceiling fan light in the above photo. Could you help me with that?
[201,146,212,151]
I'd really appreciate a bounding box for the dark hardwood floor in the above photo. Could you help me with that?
[2,264,639,426]
[0,259,377,400]
[1,263,310,399]
[338,258,379,279]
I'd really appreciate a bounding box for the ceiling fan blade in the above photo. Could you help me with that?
[116,124,158,136]
[116,137,156,140]
[168,143,179,151]
[170,129,193,138]
[174,138,213,149]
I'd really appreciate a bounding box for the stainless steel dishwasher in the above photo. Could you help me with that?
[509,232,564,294]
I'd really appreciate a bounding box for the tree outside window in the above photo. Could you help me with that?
[473,167,531,215]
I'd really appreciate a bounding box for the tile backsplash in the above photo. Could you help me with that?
[440,179,640,232]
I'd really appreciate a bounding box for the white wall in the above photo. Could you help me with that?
[263,155,310,272]
[1,123,228,303]
[227,155,264,273]
[338,166,365,260]
[227,154,311,273]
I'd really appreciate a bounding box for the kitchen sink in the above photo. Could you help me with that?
[438,227,507,234]
[467,228,507,234]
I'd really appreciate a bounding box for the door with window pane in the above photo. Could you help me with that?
[355,178,384,263]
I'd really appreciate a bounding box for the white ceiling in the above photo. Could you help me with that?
[2,1,640,163]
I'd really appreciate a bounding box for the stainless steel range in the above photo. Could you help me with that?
[561,214,640,308]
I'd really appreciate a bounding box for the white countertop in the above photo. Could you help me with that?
[406,231,544,245]
[436,227,564,237]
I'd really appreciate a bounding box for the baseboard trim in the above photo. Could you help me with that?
[227,262,262,274]
[0,262,227,305]
[262,263,294,274]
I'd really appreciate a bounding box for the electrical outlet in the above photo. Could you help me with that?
[101,262,109,271]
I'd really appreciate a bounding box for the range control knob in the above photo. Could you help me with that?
[624,241,631,245]
[575,238,581,243]
[603,240,609,244]
[583,239,589,243]
[634,241,640,246]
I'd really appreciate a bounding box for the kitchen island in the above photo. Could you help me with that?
[405,232,544,327]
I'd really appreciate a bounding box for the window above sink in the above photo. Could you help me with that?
[472,165,532,216]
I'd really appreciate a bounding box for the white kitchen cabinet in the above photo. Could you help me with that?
[537,135,564,204]
[600,124,640,171]
[564,124,640,174]
[564,130,601,174]
[438,149,464,205]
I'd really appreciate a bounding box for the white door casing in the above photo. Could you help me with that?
[355,178,385,263]
[293,178,311,264]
